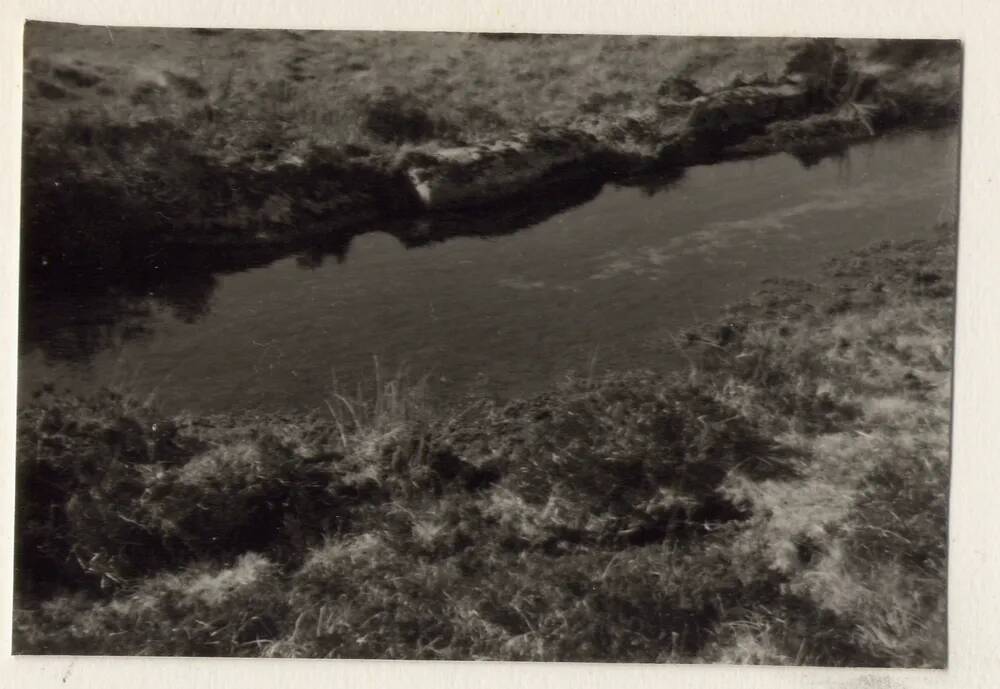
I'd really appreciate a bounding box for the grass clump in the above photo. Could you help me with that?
[15,389,348,594]
[15,553,289,655]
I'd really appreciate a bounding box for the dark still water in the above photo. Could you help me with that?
[19,129,959,413]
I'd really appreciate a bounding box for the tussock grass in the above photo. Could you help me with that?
[325,357,431,450]
[14,228,955,664]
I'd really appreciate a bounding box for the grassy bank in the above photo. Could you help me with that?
[14,225,956,665]
[22,25,960,280]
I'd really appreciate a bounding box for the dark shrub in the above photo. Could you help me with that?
[363,90,438,144]
[579,91,633,114]
[166,71,209,98]
[34,81,69,100]
[868,39,961,68]
[657,76,703,101]
[784,38,850,105]
[53,65,102,88]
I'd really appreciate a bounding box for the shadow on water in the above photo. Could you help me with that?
[609,165,687,197]
[20,166,650,364]
[790,142,849,169]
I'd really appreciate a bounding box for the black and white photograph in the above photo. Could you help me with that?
[12,19,962,667]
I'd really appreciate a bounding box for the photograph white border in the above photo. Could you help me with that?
[2,1,997,688]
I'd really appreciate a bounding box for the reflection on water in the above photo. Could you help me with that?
[19,269,221,364]
[19,129,959,412]
[20,167,614,365]
[790,142,849,169]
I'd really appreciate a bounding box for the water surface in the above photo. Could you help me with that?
[19,129,960,412]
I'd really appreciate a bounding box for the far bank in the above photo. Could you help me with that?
[21,30,960,282]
